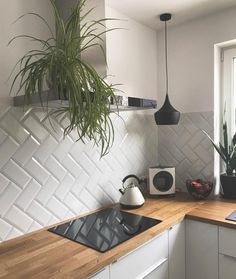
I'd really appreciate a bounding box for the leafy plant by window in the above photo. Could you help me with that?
[203,121,236,175]
[9,0,118,157]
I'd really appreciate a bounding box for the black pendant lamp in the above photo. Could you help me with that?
[155,13,180,125]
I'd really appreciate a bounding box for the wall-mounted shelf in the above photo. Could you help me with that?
[13,91,157,111]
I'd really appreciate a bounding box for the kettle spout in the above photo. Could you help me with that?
[119,189,124,195]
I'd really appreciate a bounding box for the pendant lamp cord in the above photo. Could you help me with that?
[165,20,169,95]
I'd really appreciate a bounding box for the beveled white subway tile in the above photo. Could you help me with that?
[63,192,83,214]
[46,197,68,220]
[47,215,60,227]
[13,136,40,166]
[0,128,7,145]
[45,156,67,182]
[25,158,50,185]
[27,201,52,226]
[74,152,96,176]
[53,136,74,162]
[3,160,31,189]
[42,117,64,141]
[0,183,21,216]
[5,206,33,233]
[55,173,75,201]
[0,219,12,240]
[15,180,41,210]
[71,171,90,197]
[23,116,49,142]
[34,136,58,164]
[62,155,81,178]
[0,138,19,169]
[36,176,59,206]
[5,227,22,241]
[27,221,42,233]
[79,189,101,210]
[0,173,9,195]
[0,112,29,144]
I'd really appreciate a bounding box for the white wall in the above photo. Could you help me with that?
[157,7,236,113]
[0,0,53,105]
[105,6,158,100]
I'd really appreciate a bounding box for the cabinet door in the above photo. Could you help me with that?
[219,254,236,279]
[110,232,168,279]
[88,266,109,279]
[169,221,185,279]
[186,220,218,279]
[143,259,168,279]
[219,226,236,258]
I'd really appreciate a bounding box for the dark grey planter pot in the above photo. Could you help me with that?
[220,173,236,198]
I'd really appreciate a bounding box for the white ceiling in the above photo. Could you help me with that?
[106,0,236,30]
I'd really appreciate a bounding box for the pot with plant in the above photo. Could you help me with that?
[9,0,118,157]
[203,121,236,198]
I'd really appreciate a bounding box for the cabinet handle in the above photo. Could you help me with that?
[137,257,168,279]
[220,253,236,261]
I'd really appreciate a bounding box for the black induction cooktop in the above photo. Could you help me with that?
[48,208,161,253]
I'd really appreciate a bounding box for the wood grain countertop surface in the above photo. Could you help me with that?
[0,193,236,279]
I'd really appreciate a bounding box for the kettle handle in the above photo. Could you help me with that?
[122,174,140,185]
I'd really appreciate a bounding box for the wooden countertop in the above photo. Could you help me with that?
[186,198,236,228]
[0,194,236,279]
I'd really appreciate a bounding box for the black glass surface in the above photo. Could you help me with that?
[48,208,161,252]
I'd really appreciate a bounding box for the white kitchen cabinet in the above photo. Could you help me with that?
[168,221,185,279]
[219,226,236,258]
[219,226,236,279]
[143,259,168,279]
[105,7,158,100]
[219,254,236,279]
[110,231,168,279]
[88,266,110,279]
[186,220,218,279]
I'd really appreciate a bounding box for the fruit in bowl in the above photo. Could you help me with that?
[186,179,213,200]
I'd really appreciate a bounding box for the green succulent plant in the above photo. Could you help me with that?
[203,121,236,175]
[9,0,118,157]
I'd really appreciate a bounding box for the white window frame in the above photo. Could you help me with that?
[214,40,236,194]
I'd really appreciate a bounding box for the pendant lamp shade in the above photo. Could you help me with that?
[155,94,180,125]
[155,13,180,125]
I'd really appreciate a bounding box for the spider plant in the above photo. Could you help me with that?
[9,0,118,157]
[203,121,236,175]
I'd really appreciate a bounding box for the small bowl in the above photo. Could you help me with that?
[186,179,213,200]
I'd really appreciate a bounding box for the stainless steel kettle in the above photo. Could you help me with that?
[119,175,145,209]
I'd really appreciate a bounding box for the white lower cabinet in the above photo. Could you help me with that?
[219,226,236,279]
[89,221,186,279]
[168,222,185,279]
[110,231,168,279]
[186,220,218,279]
[219,254,236,279]
[88,266,110,279]
[143,259,168,279]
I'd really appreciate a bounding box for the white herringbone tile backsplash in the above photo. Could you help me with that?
[0,106,158,242]
[158,111,214,191]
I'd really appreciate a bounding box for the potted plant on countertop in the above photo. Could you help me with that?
[9,0,118,157]
[203,121,236,198]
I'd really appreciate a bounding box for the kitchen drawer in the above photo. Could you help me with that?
[219,254,236,279]
[219,226,236,258]
[143,258,168,279]
[88,266,109,279]
[110,231,168,279]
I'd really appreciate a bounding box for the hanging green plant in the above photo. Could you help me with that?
[9,0,118,157]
